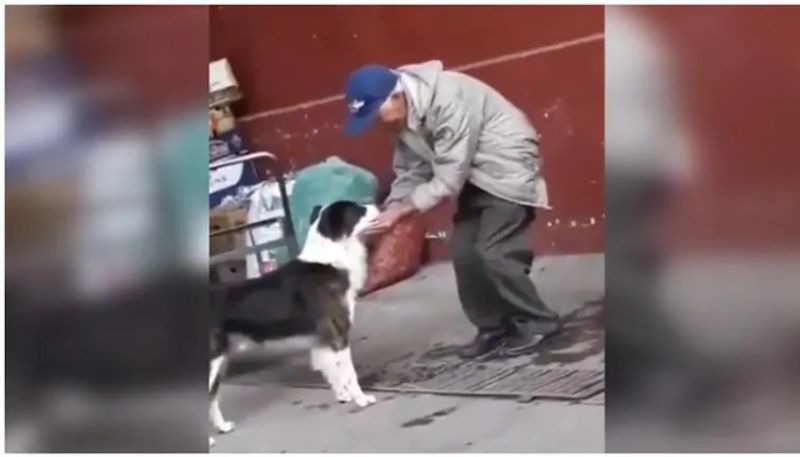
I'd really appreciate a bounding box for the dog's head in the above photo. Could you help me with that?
[309,201,379,242]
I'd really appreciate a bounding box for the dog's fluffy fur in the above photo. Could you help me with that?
[209,201,379,446]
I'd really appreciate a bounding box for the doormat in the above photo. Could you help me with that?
[227,301,605,401]
[581,391,605,405]
[232,352,604,402]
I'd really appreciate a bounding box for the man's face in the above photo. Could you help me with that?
[377,91,407,133]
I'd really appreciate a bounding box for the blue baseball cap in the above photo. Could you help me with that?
[343,64,399,137]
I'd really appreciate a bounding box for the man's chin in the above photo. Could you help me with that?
[380,120,404,134]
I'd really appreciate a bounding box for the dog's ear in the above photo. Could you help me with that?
[309,205,322,225]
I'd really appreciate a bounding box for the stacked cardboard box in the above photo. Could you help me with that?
[209,207,248,256]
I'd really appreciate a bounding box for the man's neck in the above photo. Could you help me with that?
[399,73,423,132]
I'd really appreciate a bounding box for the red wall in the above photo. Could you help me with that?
[59,6,208,117]
[635,7,800,252]
[210,6,605,258]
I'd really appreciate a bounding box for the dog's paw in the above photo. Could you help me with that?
[215,420,236,434]
[354,393,376,407]
[335,389,353,403]
[209,436,216,447]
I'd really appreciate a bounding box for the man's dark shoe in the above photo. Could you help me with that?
[501,318,562,356]
[457,329,506,359]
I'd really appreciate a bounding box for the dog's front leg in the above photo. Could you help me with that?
[310,346,353,403]
[337,347,376,407]
[346,289,358,323]
[311,346,376,407]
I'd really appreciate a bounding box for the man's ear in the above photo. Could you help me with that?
[309,205,322,224]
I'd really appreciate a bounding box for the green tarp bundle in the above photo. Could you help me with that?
[289,156,378,248]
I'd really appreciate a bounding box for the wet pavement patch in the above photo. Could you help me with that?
[400,406,458,428]
[305,403,330,410]
[531,300,604,366]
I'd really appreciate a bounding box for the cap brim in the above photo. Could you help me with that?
[344,100,383,137]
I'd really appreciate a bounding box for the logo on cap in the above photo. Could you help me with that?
[348,99,365,114]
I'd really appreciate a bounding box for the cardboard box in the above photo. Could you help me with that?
[210,207,248,256]
[209,58,242,107]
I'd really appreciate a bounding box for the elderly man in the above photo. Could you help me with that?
[344,60,560,358]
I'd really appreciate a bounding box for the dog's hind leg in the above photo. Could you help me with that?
[209,356,235,435]
[210,355,225,390]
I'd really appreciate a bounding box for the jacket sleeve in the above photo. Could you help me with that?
[384,140,433,206]
[408,95,479,212]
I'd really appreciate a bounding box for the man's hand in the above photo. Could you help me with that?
[362,202,415,236]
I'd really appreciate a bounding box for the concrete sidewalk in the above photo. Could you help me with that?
[213,254,605,452]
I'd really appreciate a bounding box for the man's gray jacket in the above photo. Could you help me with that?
[385,60,549,212]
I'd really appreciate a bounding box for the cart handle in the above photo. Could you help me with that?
[209,151,278,171]
[210,216,283,238]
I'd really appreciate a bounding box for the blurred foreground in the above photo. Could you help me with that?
[6,4,800,452]
[6,6,209,451]
[605,6,800,451]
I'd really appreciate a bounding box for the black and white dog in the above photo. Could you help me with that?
[209,201,379,446]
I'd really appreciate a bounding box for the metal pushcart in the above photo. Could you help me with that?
[209,152,298,281]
